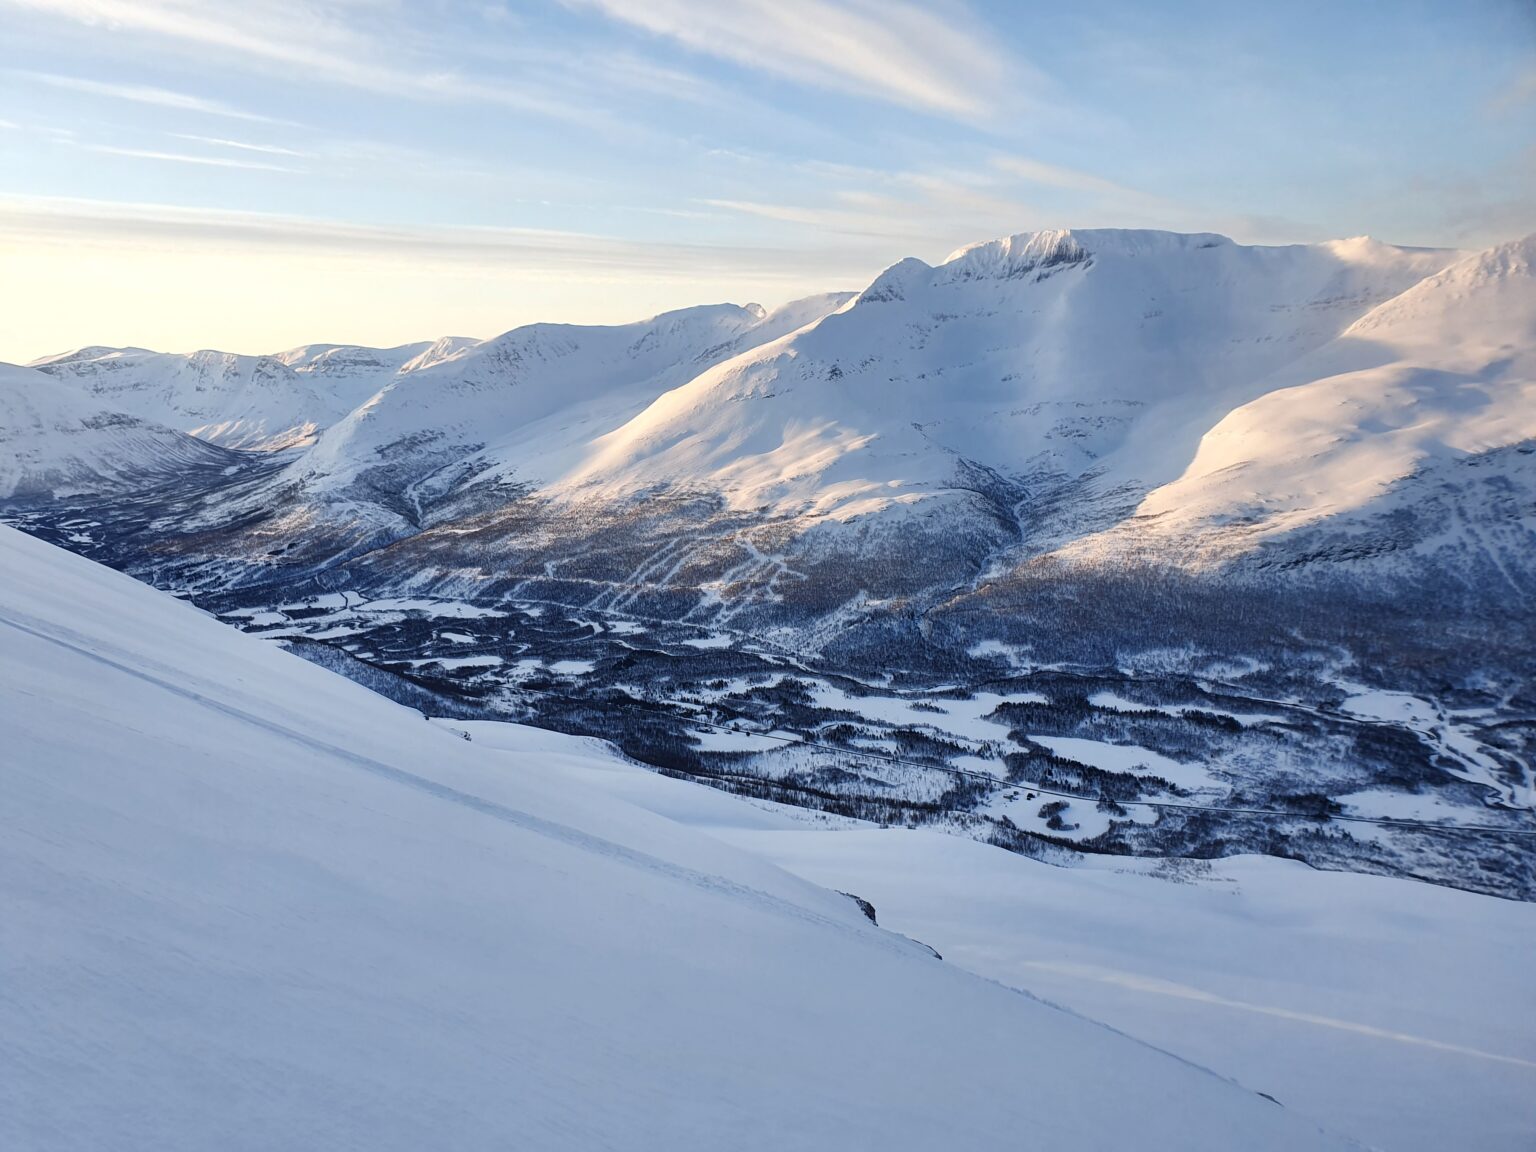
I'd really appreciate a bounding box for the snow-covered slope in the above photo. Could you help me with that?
[472,733,1536,1152]
[552,230,1457,521]
[27,229,1531,586]
[0,361,241,498]
[270,336,479,379]
[0,524,1356,1151]
[27,295,856,506]
[284,295,856,510]
[711,824,1536,1152]
[1064,235,1536,569]
[27,341,452,451]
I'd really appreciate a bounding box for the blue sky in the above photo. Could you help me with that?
[0,0,1532,359]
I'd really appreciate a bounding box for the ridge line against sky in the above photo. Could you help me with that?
[0,0,1532,360]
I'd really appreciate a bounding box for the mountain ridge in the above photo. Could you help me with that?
[9,227,1528,591]
[4,225,1532,902]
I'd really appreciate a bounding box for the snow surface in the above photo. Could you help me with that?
[496,733,1536,1152]
[808,681,1043,743]
[1334,678,1535,810]
[0,525,1356,1151]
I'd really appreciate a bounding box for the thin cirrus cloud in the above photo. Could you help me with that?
[0,194,877,282]
[3,0,621,125]
[82,144,301,173]
[1489,66,1536,112]
[565,0,1018,120]
[169,133,307,158]
[703,181,1039,244]
[13,70,287,124]
[5,0,367,76]
[698,156,1123,244]
[990,155,1181,219]
[992,156,1143,199]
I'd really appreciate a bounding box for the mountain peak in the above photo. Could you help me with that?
[942,227,1233,273]
[27,345,155,368]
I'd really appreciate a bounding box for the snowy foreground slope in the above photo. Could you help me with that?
[0,525,1352,1151]
[451,720,1536,1152]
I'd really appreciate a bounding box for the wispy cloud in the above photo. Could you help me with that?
[4,0,616,126]
[700,153,1054,242]
[169,133,307,157]
[697,148,1239,255]
[565,0,1019,119]
[702,169,1045,249]
[13,70,287,123]
[6,0,366,76]
[0,194,879,283]
[993,156,1142,199]
[990,154,1184,221]
[83,144,301,173]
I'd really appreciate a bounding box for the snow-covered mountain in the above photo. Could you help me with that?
[553,231,1456,523]
[27,339,464,451]
[9,223,1533,637]
[254,227,1529,615]
[0,522,1356,1152]
[23,293,853,470]
[11,224,1535,643]
[279,294,855,530]
[28,228,1532,588]
[0,360,243,499]
[164,227,1531,590]
[270,335,480,378]
[1059,234,1536,573]
[184,231,1468,539]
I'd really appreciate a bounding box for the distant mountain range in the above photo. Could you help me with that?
[12,229,1532,592]
[5,227,1533,896]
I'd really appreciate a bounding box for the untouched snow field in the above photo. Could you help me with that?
[722,830,1536,1152]
[0,525,1352,1152]
[470,725,1536,1152]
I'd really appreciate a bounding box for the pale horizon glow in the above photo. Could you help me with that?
[0,0,1532,361]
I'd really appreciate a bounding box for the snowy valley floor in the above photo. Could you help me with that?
[2,523,1532,1151]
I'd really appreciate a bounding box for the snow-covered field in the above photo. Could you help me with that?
[0,524,1355,1151]
[1027,733,1218,792]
